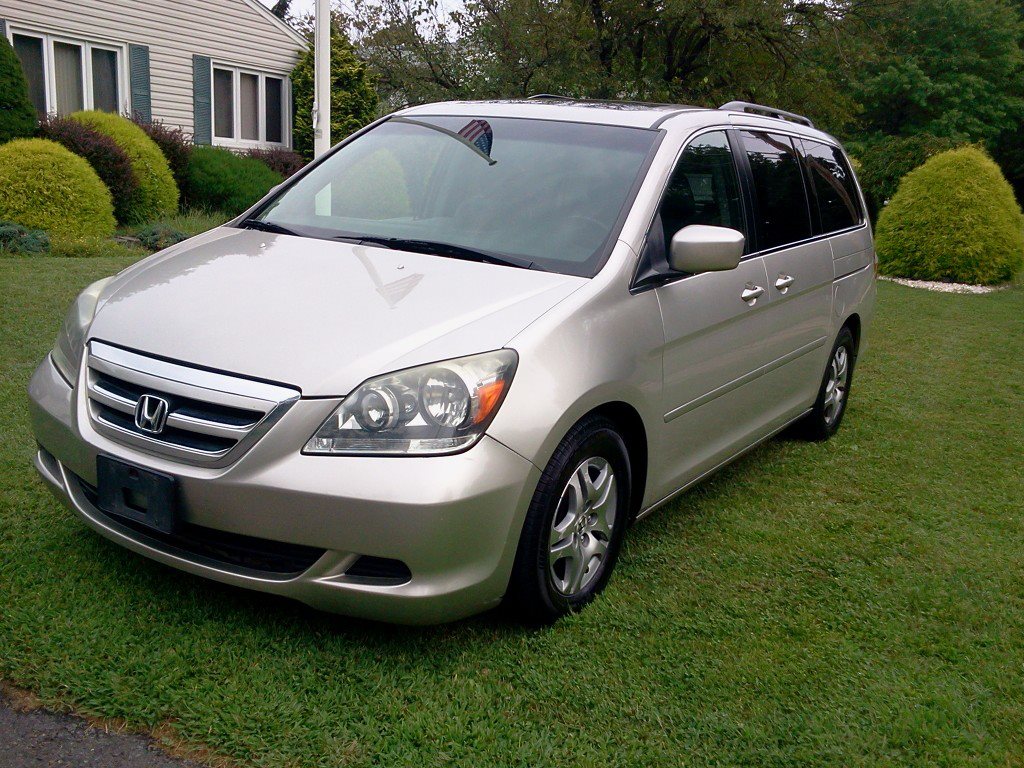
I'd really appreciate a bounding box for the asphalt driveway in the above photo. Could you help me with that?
[0,690,199,768]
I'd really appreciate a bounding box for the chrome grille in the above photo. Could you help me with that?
[86,341,300,466]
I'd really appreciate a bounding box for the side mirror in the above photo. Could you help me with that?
[669,225,745,274]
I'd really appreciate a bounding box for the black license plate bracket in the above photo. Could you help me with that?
[96,456,177,534]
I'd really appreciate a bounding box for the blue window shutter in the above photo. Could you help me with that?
[128,44,151,122]
[0,20,7,37]
[193,55,212,145]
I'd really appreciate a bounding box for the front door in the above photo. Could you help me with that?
[651,130,778,499]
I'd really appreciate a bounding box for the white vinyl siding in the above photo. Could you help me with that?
[0,0,305,144]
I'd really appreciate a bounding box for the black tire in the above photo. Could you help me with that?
[504,415,632,624]
[798,325,857,441]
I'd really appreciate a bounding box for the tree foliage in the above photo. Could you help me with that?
[0,36,37,143]
[851,0,1024,142]
[291,29,378,159]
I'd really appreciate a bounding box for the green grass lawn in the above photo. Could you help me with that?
[1,257,1022,767]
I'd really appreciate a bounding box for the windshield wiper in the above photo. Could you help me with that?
[350,236,543,271]
[237,218,302,237]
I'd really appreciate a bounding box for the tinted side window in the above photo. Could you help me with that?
[659,131,744,257]
[740,131,811,250]
[801,140,862,232]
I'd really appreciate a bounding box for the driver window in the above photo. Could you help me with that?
[659,131,744,259]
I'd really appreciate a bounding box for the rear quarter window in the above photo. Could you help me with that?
[801,140,863,233]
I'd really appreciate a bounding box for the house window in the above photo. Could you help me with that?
[212,64,289,147]
[8,28,126,118]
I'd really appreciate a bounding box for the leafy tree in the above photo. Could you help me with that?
[852,0,1024,142]
[351,0,875,130]
[0,36,38,143]
[271,0,291,20]
[291,29,378,159]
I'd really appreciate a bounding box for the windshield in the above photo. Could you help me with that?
[251,116,660,276]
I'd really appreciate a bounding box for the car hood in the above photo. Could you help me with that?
[89,228,586,396]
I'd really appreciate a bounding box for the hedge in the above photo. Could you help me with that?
[0,36,36,143]
[38,115,140,225]
[133,118,193,198]
[0,139,115,239]
[876,147,1024,285]
[183,147,282,216]
[70,111,178,223]
[244,147,306,178]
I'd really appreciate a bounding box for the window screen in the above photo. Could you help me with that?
[213,68,234,138]
[54,42,85,115]
[265,77,283,143]
[659,131,744,257]
[801,140,862,232]
[91,48,119,113]
[240,73,259,140]
[741,131,811,250]
[12,35,46,117]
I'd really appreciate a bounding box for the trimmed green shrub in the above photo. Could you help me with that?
[183,147,282,216]
[136,223,189,251]
[69,111,178,223]
[0,139,115,239]
[49,236,148,259]
[0,37,37,143]
[38,115,140,225]
[133,117,193,200]
[0,221,50,255]
[244,147,306,178]
[858,134,964,222]
[291,33,377,160]
[876,147,1024,285]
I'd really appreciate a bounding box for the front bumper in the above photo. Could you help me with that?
[28,354,541,624]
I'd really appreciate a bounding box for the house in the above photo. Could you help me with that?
[0,0,308,149]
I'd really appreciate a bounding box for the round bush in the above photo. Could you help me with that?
[0,37,37,143]
[38,115,140,225]
[0,139,115,239]
[184,147,282,216]
[876,147,1024,285]
[69,111,178,223]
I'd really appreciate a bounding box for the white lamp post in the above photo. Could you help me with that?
[312,0,331,157]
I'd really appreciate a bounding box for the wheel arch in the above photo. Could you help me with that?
[843,312,862,354]
[571,401,649,521]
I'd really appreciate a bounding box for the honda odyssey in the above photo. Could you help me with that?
[28,97,875,624]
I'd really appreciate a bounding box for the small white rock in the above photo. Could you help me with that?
[879,276,1004,295]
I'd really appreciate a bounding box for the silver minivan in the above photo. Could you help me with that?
[28,98,875,624]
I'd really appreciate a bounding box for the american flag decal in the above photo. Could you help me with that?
[458,119,493,158]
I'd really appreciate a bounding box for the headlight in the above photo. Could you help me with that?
[304,350,518,456]
[51,277,112,384]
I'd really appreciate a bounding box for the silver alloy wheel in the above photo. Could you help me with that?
[823,345,850,426]
[548,456,618,596]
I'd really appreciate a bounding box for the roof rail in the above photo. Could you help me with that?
[718,101,814,128]
[527,93,575,100]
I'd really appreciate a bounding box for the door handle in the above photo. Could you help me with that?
[775,274,795,292]
[741,284,765,304]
